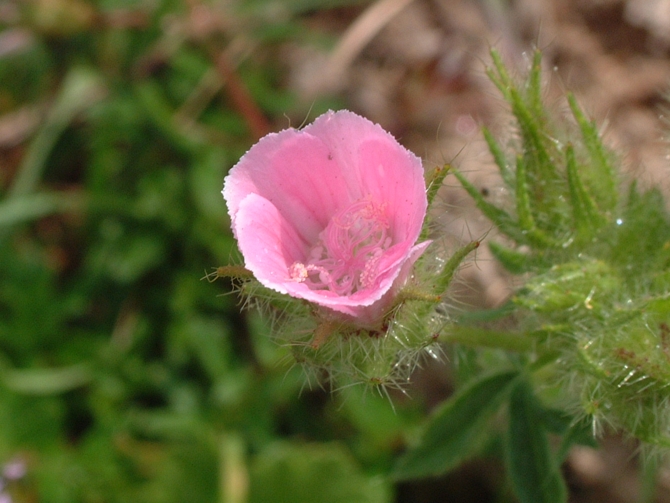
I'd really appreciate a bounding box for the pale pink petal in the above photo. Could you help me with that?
[306,110,426,246]
[344,240,433,325]
[356,137,426,244]
[224,129,350,245]
[223,110,431,325]
[235,194,308,292]
[302,110,411,200]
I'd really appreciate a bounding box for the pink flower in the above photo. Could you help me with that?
[223,110,430,326]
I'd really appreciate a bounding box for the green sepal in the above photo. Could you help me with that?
[426,164,450,207]
[420,164,451,241]
[430,239,480,296]
[611,184,670,280]
[515,154,534,233]
[487,49,562,225]
[392,370,519,480]
[507,85,556,187]
[507,380,568,503]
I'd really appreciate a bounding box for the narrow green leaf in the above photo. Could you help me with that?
[8,67,105,198]
[0,191,85,228]
[567,93,617,212]
[392,370,519,480]
[515,154,534,233]
[527,50,544,118]
[507,380,567,503]
[566,143,604,237]
[438,326,534,353]
[488,241,544,274]
[482,127,514,187]
[488,49,514,100]
[420,164,451,241]
[514,155,562,248]
[452,170,525,243]
[455,301,516,323]
[2,363,93,395]
[220,433,248,503]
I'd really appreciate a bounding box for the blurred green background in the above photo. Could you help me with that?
[0,0,436,501]
[4,0,669,501]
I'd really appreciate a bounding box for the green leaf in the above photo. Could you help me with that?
[482,127,514,187]
[526,49,544,120]
[2,362,93,395]
[565,143,604,238]
[249,442,390,503]
[0,191,85,228]
[507,380,567,503]
[392,370,519,480]
[515,155,559,248]
[488,241,545,274]
[452,170,525,243]
[8,67,105,198]
[567,93,618,212]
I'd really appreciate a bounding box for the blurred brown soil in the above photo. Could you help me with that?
[284,1,670,502]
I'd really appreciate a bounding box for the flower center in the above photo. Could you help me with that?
[289,198,391,296]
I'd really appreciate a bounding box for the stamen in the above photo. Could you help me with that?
[288,262,309,282]
[288,198,391,296]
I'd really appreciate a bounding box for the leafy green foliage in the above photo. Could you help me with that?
[506,380,567,503]
[392,370,519,480]
[456,48,670,449]
[249,442,391,503]
[3,0,670,497]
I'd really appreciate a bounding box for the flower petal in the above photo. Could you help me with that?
[341,240,433,326]
[223,129,350,245]
[235,193,307,293]
[223,109,431,325]
[304,110,426,245]
[357,137,427,244]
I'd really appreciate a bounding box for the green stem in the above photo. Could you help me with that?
[639,456,659,503]
[216,265,253,279]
